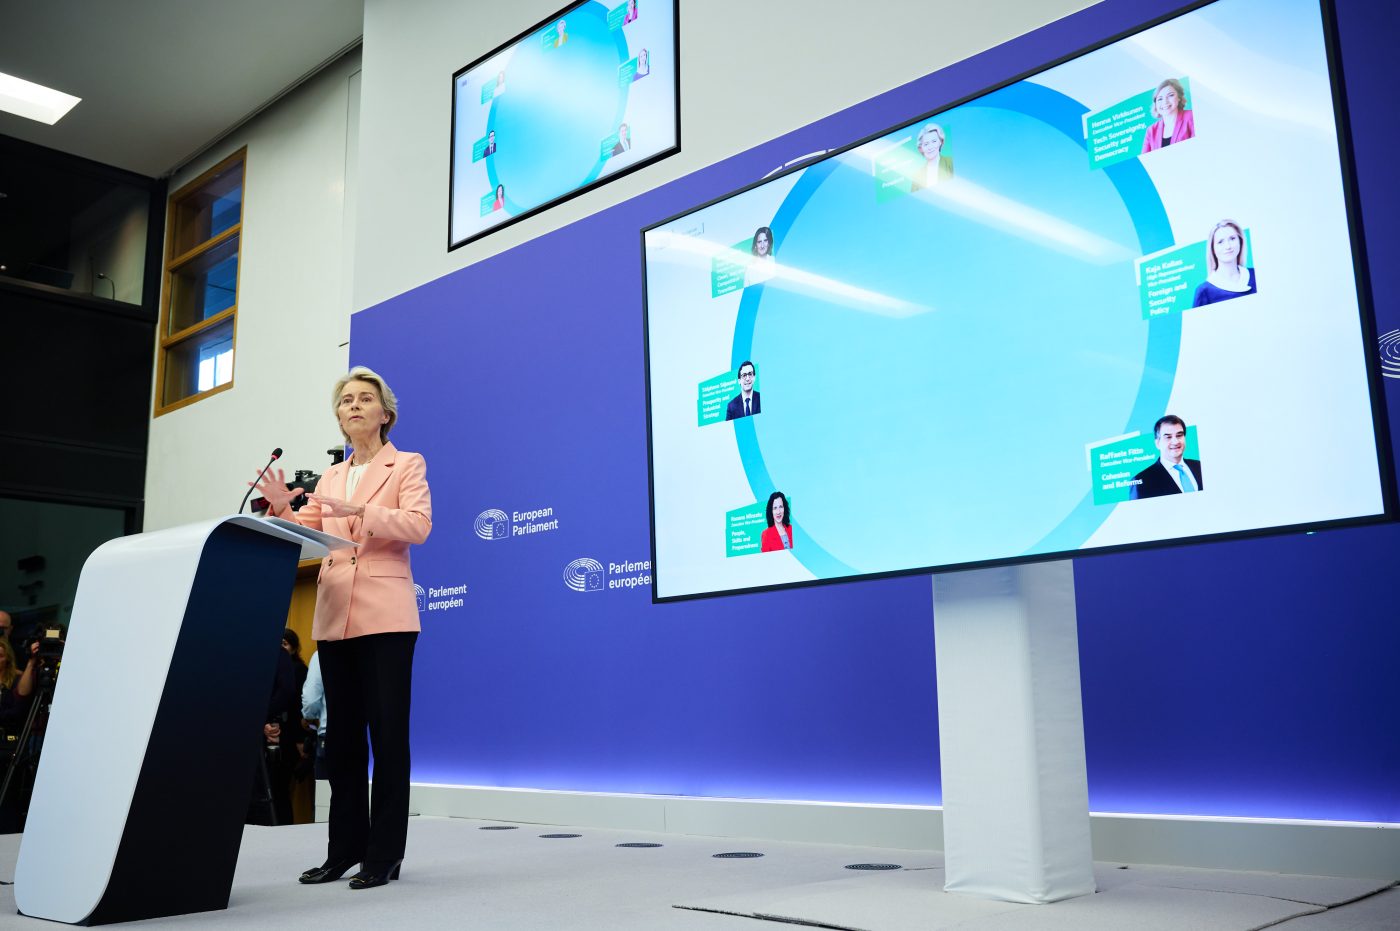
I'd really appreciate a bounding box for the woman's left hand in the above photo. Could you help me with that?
[307,493,364,518]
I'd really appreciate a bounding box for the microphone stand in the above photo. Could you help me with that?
[240,450,282,514]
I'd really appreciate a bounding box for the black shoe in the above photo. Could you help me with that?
[348,860,402,890]
[299,857,360,884]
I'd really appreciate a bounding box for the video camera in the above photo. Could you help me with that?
[26,627,63,662]
[251,447,345,513]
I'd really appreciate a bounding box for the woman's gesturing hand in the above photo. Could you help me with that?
[251,468,304,513]
[307,494,364,519]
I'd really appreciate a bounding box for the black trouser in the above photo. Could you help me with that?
[316,631,417,866]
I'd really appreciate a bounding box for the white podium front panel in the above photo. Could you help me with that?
[16,516,343,924]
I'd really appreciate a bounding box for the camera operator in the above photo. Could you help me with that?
[0,638,38,831]
[0,639,37,727]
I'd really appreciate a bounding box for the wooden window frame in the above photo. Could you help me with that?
[153,148,246,416]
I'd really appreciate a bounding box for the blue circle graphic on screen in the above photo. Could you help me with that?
[487,4,630,214]
[732,82,1177,577]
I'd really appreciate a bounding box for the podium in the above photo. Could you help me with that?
[14,516,354,925]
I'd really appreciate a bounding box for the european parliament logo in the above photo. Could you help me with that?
[414,584,427,613]
[1379,330,1400,379]
[474,508,510,540]
[563,557,606,593]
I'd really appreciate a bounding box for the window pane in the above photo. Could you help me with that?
[163,318,234,406]
[196,333,234,393]
[168,235,238,334]
[170,162,242,257]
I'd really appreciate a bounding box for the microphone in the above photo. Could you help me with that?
[240,448,283,515]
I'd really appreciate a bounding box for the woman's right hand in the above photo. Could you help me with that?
[251,467,304,514]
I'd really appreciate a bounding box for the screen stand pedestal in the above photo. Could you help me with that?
[932,559,1095,903]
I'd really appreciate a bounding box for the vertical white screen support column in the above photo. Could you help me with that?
[932,559,1095,904]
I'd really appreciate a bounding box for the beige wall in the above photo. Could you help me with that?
[142,51,362,531]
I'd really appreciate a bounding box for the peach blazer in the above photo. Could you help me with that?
[275,442,432,642]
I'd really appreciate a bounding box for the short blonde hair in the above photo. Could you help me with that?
[917,123,945,151]
[332,366,399,443]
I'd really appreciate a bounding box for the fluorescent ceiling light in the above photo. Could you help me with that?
[0,71,81,125]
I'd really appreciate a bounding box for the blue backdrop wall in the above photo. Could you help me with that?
[350,0,1400,821]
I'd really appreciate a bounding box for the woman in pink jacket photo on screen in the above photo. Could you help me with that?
[1141,77,1195,152]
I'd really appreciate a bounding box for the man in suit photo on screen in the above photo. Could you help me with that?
[611,123,631,156]
[1130,414,1203,499]
[725,361,760,420]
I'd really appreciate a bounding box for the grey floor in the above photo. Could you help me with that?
[1,816,1395,930]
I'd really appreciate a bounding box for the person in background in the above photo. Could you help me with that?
[302,650,328,780]
[283,629,308,685]
[0,638,37,728]
[0,638,37,831]
[252,628,306,827]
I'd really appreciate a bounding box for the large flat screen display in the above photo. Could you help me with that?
[450,0,679,249]
[643,0,1391,601]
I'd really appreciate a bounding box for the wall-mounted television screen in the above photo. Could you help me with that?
[450,0,679,249]
[643,0,1391,602]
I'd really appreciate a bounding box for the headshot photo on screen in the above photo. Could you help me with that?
[634,48,650,80]
[761,492,794,552]
[484,130,496,156]
[748,226,776,284]
[726,361,760,420]
[554,19,568,46]
[1130,415,1203,499]
[495,70,506,93]
[1193,219,1257,306]
[912,122,954,190]
[612,123,632,155]
[1141,77,1195,153]
[493,184,505,211]
[624,0,638,24]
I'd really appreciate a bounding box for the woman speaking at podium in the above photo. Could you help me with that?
[254,366,431,891]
